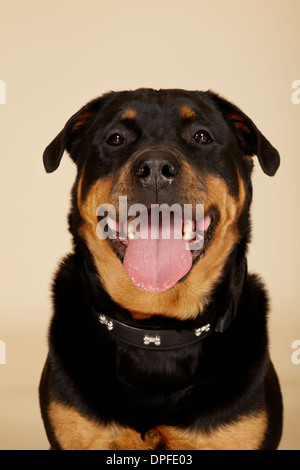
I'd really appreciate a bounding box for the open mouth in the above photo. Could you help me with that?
[100,209,216,293]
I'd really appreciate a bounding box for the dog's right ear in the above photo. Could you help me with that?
[43,104,96,173]
[43,94,115,173]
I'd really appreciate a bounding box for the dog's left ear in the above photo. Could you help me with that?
[207,92,280,176]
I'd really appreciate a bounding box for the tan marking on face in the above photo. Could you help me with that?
[48,400,267,450]
[78,165,247,321]
[180,106,196,119]
[237,168,247,214]
[78,176,114,224]
[121,108,137,120]
[77,163,86,207]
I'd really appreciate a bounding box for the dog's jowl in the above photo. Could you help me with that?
[40,89,283,450]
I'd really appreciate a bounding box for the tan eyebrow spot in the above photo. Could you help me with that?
[180,106,196,119]
[121,108,137,120]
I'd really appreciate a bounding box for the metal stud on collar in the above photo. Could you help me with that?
[99,314,114,331]
[194,323,211,337]
[143,335,161,346]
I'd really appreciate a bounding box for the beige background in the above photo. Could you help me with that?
[0,0,299,450]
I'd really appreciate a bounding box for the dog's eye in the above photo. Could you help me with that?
[106,133,126,146]
[192,130,212,144]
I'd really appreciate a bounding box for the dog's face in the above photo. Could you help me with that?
[43,89,279,320]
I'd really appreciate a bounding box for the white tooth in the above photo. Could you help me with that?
[183,231,192,240]
[183,220,193,240]
[128,221,135,240]
[184,220,193,233]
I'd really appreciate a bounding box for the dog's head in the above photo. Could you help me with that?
[43,89,279,320]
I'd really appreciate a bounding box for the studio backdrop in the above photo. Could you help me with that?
[0,0,299,450]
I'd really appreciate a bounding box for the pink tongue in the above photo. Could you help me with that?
[123,220,192,292]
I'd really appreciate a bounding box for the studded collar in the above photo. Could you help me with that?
[98,313,213,350]
[96,260,247,351]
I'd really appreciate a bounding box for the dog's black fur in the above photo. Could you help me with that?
[40,89,283,450]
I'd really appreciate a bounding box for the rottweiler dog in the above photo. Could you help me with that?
[39,89,283,450]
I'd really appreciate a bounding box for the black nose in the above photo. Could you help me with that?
[133,150,181,191]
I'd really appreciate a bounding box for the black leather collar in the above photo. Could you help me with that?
[97,259,247,350]
[98,313,213,350]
